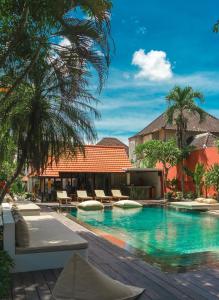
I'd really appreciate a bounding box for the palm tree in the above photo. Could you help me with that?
[0,1,113,202]
[166,86,205,195]
[0,0,112,104]
[0,60,99,203]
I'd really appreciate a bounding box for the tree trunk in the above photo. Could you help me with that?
[180,160,185,197]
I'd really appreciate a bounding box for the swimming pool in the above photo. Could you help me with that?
[71,207,219,271]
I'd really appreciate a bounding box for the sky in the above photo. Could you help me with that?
[93,0,219,144]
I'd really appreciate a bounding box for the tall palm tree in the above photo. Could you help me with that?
[0,60,99,202]
[166,86,205,195]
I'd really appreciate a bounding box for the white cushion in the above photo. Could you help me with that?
[195,197,206,203]
[12,210,30,247]
[16,202,40,216]
[52,254,144,300]
[203,198,217,204]
[78,200,104,211]
[17,215,88,253]
[114,200,143,209]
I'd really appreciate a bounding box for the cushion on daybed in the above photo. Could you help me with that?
[16,214,88,254]
[195,197,206,203]
[52,254,144,300]
[78,200,104,211]
[203,198,217,204]
[113,200,143,209]
[15,202,40,216]
[12,209,30,247]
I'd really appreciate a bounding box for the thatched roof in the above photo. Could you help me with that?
[189,132,218,149]
[96,137,128,152]
[130,110,219,139]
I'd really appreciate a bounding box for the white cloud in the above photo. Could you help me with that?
[132,49,173,81]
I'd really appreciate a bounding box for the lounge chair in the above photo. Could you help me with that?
[111,189,129,200]
[57,191,72,205]
[77,190,93,202]
[95,190,112,203]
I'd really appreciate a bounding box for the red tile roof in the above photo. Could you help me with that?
[39,145,132,177]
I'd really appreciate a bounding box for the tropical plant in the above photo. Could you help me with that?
[0,1,113,203]
[184,163,205,197]
[166,86,205,195]
[135,139,181,192]
[0,251,14,298]
[0,58,100,202]
[205,164,219,200]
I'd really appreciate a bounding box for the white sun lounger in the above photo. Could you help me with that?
[111,189,129,200]
[77,190,93,202]
[95,190,112,202]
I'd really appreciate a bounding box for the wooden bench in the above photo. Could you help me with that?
[2,203,88,273]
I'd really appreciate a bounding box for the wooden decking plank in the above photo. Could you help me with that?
[175,272,219,299]
[84,235,194,299]
[32,271,51,300]
[11,273,26,300]
[21,272,39,300]
[172,274,218,300]
[42,270,56,293]
[85,233,183,300]
[88,251,152,300]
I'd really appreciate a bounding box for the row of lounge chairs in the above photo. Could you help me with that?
[57,189,129,204]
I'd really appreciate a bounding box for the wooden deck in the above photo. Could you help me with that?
[8,212,219,300]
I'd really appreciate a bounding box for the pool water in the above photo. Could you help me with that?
[71,207,219,270]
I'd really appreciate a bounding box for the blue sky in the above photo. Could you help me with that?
[95,0,219,144]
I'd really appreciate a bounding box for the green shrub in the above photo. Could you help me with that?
[0,251,14,298]
[175,191,183,200]
[184,192,196,200]
[164,192,174,201]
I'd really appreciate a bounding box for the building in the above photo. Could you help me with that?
[29,145,163,201]
[129,110,219,161]
[96,137,129,155]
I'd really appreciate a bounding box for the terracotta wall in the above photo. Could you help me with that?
[157,147,219,197]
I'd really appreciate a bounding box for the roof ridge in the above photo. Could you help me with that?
[129,112,166,139]
[85,144,126,149]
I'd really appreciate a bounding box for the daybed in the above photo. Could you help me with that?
[2,203,88,273]
[170,201,219,211]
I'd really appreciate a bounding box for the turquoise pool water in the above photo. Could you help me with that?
[71,207,219,270]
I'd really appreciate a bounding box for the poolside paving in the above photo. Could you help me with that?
[9,211,219,300]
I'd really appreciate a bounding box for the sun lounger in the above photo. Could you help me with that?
[57,191,72,205]
[111,189,129,200]
[94,190,112,203]
[77,190,93,202]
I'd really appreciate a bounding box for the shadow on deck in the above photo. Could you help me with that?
[9,214,219,300]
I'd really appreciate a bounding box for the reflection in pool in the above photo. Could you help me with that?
[71,207,219,270]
